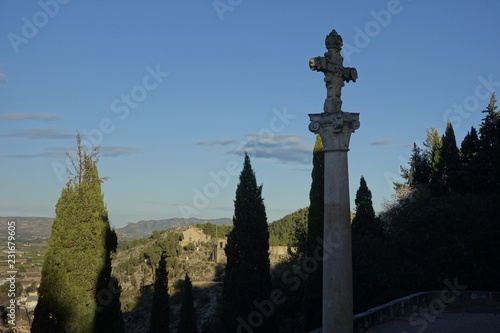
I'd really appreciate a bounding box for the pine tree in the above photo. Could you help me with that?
[424,127,443,193]
[179,273,197,333]
[149,254,169,333]
[478,93,500,191]
[401,143,430,188]
[460,127,482,192]
[303,134,324,331]
[32,135,124,333]
[479,92,499,149]
[223,153,273,332]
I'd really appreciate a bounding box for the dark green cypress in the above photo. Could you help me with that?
[303,134,324,331]
[223,153,273,332]
[179,273,197,333]
[149,254,169,333]
[94,227,125,333]
[439,122,461,192]
[352,176,383,239]
[32,135,124,333]
[460,126,482,192]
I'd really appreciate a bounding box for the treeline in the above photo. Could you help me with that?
[195,222,232,239]
[271,94,500,331]
[351,93,500,313]
[268,207,308,247]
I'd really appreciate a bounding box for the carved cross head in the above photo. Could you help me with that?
[309,29,358,113]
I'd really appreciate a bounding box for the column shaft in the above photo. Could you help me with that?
[323,149,353,333]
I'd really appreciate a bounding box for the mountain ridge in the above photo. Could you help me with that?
[0,216,232,241]
[115,217,232,240]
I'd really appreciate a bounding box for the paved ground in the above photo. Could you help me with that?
[367,311,500,333]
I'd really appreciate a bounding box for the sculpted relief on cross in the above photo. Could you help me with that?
[309,30,358,114]
[308,30,360,151]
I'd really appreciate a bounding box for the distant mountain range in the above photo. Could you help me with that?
[0,216,232,241]
[115,218,232,240]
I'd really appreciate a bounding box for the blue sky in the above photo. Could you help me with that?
[1,0,499,228]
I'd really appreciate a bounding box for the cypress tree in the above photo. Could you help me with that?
[179,273,197,333]
[439,122,461,192]
[352,177,387,312]
[223,153,273,332]
[352,176,383,238]
[303,134,324,331]
[32,135,124,333]
[94,228,125,333]
[149,254,169,333]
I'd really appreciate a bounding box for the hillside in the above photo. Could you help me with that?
[112,224,229,332]
[112,218,303,332]
[0,217,53,241]
[0,216,232,242]
[115,217,232,240]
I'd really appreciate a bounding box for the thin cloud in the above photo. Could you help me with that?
[0,113,64,121]
[4,128,74,139]
[228,133,313,165]
[7,145,143,159]
[7,150,66,159]
[100,146,143,157]
[370,139,392,146]
[196,138,238,146]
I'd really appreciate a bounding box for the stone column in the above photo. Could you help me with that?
[309,112,359,332]
[308,30,360,333]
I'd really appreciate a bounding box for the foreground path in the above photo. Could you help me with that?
[366,311,500,333]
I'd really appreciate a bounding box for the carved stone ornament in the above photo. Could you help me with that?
[309,29,358,114]
[325,29,343,51]
[308,29,360,151]
[309,112,360,151]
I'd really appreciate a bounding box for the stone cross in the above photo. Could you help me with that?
[309,30,358,114]
[308,30,360,333]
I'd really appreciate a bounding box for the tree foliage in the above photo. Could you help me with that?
[195,222,232,239]
[0,281,22,298]
[351,177,392,313]
[179,273,197,333]
[32,135,124,333]
[149,254,169,333]
[268,207,308,247]
[352,176,383,238]
[478,92,500,190]
[303,134,324,331]
[222,153,273,332]
[460,126,482,192]
[437,121,461,192]
[384,93,500,300]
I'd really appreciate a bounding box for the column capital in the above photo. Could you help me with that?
[308,111,360,151]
